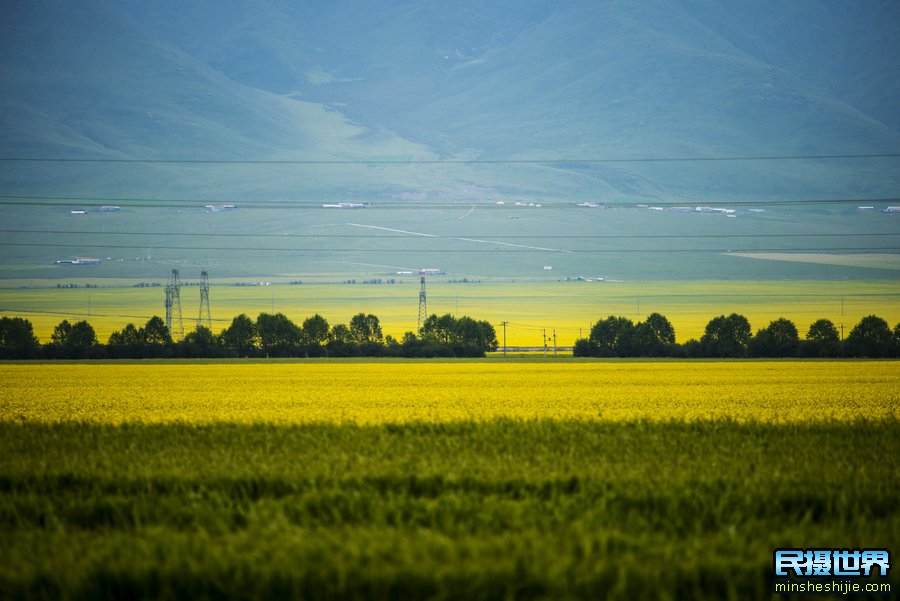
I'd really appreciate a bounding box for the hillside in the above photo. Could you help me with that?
[1,1,899,285]
[1,0,899,202]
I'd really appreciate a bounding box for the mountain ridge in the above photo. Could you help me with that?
[1,0,898,202]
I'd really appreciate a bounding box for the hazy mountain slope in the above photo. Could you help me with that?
[1,0,898,201]
[683,0,900,132]
[0,0,434,160]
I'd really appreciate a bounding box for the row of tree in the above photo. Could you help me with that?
[573,313,900,358]
[0,312,499,359]
[2,312,899,360]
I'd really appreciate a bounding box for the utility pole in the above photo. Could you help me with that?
[198,270,211,330]
[542,328,547,357]
[500,321,509,358]
[165,268,183,341]
[553,328,557,357]
[417,276,428,330]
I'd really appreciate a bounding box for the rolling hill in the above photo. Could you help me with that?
[1,0,899,202]
[1,0,899,286]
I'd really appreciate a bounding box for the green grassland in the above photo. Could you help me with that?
[2,279,898,347]
[2,199,899,282]
[0,419,897,600]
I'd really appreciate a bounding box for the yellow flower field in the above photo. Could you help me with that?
[2,279,899,345]
[2,361,897,424]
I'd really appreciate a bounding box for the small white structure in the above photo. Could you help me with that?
[205,204,236,212]
[56,257,100,265]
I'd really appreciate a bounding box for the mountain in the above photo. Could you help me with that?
[1,0,899,202]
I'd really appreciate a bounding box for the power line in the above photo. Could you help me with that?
[0,307,230,323]
[2,195,900,208]
[1,242,896,253]
[1,152,899,164]
[2,229,898,240]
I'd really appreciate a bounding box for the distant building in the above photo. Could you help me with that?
[99,205,121,212]
[418,268,441,276]
[205,204,236,212]
[696,207,735,214]
[56,257,100,265]
[70,210,86,215]
[883,206,900,213]
[321,202,370,209]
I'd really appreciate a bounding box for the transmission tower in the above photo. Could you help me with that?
[164,268,183,340]
[417,276,427,330]
[198,270,211,330]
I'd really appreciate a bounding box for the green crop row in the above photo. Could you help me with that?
[1,420,897,600]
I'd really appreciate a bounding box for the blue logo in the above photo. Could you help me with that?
[775,548,890,577]
[773,549,892,596]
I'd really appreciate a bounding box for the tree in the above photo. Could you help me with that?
[50,319,72,347]
[845,315,894,358]
[800,318,840,358]
[451,315,497,355]
[178,325,221,358]
[108,323,144,346]
[700,313,751,357]
[142,316,171,345]
[349,313,383,344]
[572,337,598,357]
[749,317,799,357]
[329,323,351,344]
[50,319,98,358]
[631,312,676,356]
[419,314,452,344]
[326,323,356,357]
[418,314,496,356]
[589,316,635,357]
[106,323,147,358]
[256,312,301,355]
[302,314,330,346]
[0,316,40,359]
[221,314,256,356]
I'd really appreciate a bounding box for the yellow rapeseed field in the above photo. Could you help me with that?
[1,361,897,424]
[3,279,899,345]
